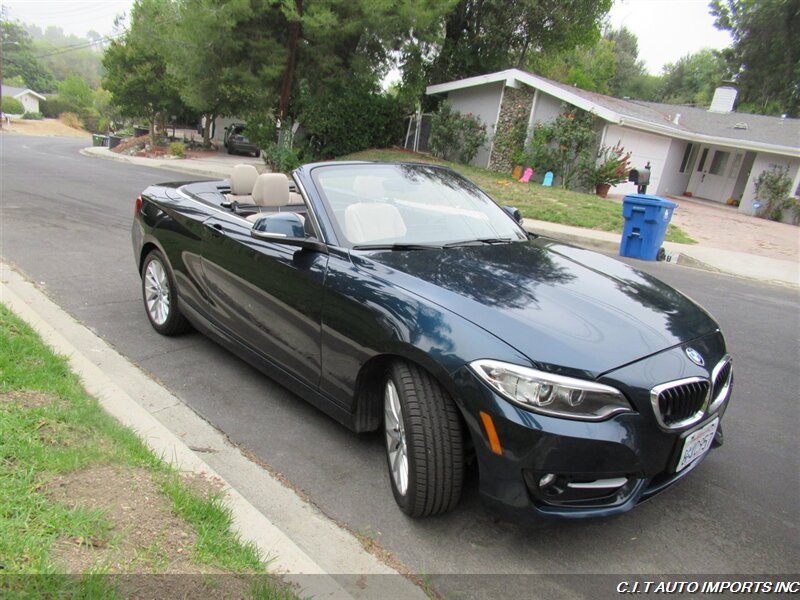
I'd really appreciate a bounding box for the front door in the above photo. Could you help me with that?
[692,146,732,201]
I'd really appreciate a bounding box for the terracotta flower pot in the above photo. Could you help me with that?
[595,183,611,198]
[512,165,523,179]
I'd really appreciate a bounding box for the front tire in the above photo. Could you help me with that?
[141,250,191,336]
[384,361,464,517]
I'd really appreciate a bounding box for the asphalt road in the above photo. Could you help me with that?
[2,135,798,596]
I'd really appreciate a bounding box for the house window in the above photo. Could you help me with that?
[709,150,729,175]
[679,143,697,173]
[696,148,709,172]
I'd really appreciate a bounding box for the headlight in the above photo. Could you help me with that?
[469,359,633,421]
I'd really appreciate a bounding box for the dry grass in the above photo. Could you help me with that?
[0,117,91,138]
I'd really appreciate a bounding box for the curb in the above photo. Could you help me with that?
[0,261,427,600]
[80,147,240,179]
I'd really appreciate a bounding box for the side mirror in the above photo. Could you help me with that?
[251,213,327,253]
[503,205,524,225]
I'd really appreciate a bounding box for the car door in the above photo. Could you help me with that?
[197,210,328,387]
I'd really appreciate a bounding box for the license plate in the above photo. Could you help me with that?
[675,418,719,472]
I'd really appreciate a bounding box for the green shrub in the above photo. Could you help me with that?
[526,111,597,189]
[22,111,44,120]
[754,165,795,222]
[299,81,404,159]
[429,102,489,164]
[169,141,186,157]
[2,97,25,114]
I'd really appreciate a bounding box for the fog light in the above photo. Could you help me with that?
[539,473,557,489]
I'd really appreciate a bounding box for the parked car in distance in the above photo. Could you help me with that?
[132,161,732,523]
[223,122,260,157]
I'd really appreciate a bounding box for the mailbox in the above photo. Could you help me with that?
[628,163,652,194]
[628,168,651,186]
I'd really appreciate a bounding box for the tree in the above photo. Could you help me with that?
[57,75,94,113]
[0,19,57,92]
[102,0,185,145]
[660,49,727,106]
[530,37,617,94]
[605,27,647,98]
[711,0,800,116]
[426,0,613,85]
[168,0,287,145]
[27,25,104,88]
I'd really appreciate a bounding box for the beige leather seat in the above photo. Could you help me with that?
[227,164,259,201]
[344,203,407,244]
[246,173,291,222]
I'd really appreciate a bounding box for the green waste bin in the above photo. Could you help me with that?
[92,134,108,147]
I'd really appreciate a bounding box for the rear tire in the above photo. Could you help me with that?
[254,149,261,158]
[141,250,191,336]
[384,361,463,517]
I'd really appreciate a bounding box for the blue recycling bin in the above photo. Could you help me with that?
[619,194,678,261]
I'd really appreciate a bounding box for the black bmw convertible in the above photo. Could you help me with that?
[132,161,732,523]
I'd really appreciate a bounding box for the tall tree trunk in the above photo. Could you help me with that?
[203,112,214,148]
[278,0,303,119]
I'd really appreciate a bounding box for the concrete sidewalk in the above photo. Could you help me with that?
[82,145,799,288]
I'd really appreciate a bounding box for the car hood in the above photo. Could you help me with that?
[352,238,719,377]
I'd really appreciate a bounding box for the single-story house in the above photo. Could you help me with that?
[426,69,800,216]
[1,84,46,115]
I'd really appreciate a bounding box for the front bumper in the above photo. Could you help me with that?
[454,334,731,523]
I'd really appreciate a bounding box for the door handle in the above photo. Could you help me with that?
[209,223,226,236]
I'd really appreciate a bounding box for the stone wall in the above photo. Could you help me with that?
[488,86,535,173]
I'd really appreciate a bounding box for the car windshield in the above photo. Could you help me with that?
[311,164,528,248]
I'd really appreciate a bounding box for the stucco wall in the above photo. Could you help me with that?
[604,125,672,196]
[657,139,694,197]
[17,93,40,114]
[738,152,800,220]
[447,82,504,168]
[488,86,535,172]
[530,91,563,126]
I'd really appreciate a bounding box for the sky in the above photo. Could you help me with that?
[2,0,733,75]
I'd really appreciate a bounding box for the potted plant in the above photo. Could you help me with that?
[586,143,631,198]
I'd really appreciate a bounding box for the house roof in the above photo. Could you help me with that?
[426,69,800,158]
[1,84,46,101]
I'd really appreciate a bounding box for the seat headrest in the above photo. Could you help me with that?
[230,164,259,195]
[252,173,290,207]
[344,203,407,244]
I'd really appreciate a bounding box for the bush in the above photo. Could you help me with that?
[754,165,796,223]
[40,96,69,118]
[525,111,597,189]
[59,112,84,130]
[169,142,186,158]
[22,112,44,120]
[429,102,489,164]
[2,97,25,114]
[299,81,405,159]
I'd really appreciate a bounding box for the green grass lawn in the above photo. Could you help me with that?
[340,148,696,245]
[0,304,296,599]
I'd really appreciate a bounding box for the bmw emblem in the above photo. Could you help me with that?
[685,347,705,367]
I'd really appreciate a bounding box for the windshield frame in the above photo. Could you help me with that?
[307,162,528,250]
